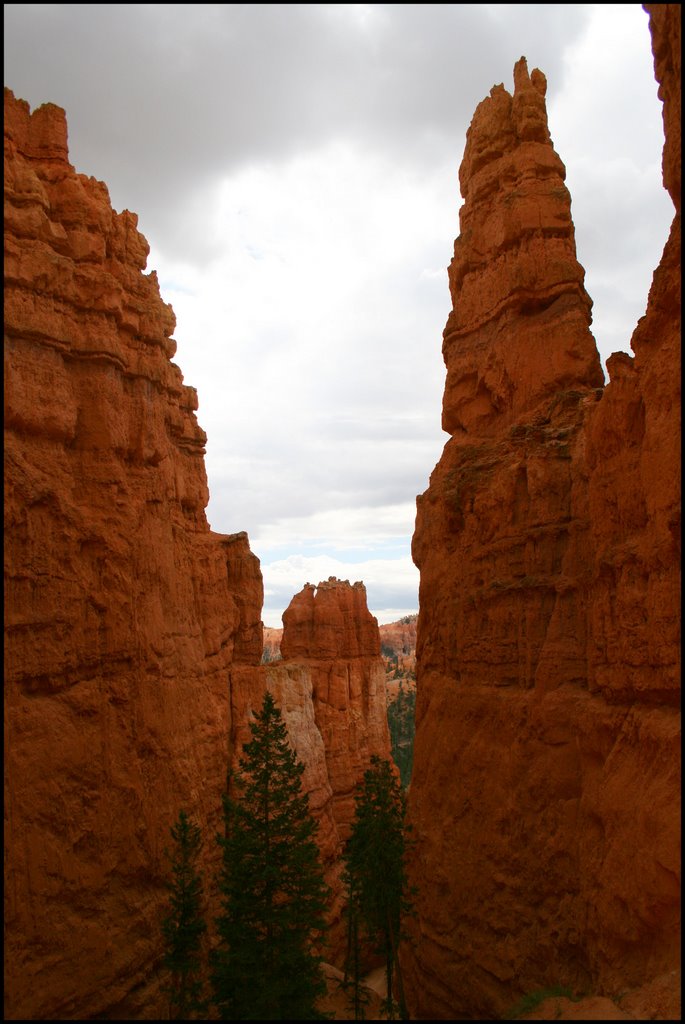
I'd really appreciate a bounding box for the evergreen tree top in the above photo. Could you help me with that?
[213,690,330,1020]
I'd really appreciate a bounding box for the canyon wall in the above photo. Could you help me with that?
[4,89,264,1020]
[404,6,680,1019]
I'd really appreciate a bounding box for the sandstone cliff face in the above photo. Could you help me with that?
[4,89,264,1020]
[404,11,680,1018]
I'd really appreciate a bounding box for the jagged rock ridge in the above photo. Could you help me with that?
[403,8,680,1020]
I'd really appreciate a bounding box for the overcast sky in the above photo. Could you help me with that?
[5,4,673,627]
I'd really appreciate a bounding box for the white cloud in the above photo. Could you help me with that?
[548,4,673,366]
[149,141,450,543]
[254,502,420,553]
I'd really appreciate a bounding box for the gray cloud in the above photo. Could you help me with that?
[5,5,671,622]
[5,3,592,260]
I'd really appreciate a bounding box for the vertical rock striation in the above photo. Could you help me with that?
[404,9,680,1018]
[4,89,264,1020]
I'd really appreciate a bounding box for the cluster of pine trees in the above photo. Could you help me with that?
[161,692,412,1021]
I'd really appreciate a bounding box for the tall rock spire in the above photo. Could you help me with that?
[404,32,680,1019]
[442,57,603,437]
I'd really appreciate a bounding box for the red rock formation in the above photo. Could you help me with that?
[279,580,390,839]
[441,58,603,439]
[3,113,391,1013]
[379,614,417,659]
[262,624,283,661]
[517,969,681,1021]
[281,576,382,660]
[585,0,681,708]
[4,89,264,1020]
[404,9,680,1019]
[255,579,392,954]
[380,616,417,699]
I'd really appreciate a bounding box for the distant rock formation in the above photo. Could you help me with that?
[379,613,417,659]
[403,6,680,1019]
[281,576,382,660]
[282,579,390,838]
[265,612,418,669]
[4,88,264,1020]
[232,578,392,956]
[262,624,284,661]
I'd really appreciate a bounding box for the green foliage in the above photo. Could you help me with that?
[501,985,576,1020]
[161,809,208,1020]
[211,691,330,1020]
[387,683,416,789]
[343,756,414,1020]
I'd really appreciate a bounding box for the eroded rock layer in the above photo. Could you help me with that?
[260,579,392,954]
[4,89,264,1020]
[404,11,680,1019]
[280,579,391,840]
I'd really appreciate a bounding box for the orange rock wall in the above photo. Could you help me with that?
[4,89,264,1020]
[404,10,680,1019]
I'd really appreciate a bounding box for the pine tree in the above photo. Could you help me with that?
[161,809,208,1020]
[343,756,413,1020]
[342,862,371,1020]
[211,691,330,1020]
[387,683,416,789]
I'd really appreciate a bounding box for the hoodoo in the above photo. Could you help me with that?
[4,88,264,1020]
[260,578,393,954]
[279,578,390,842]
[403,5,680,1020]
